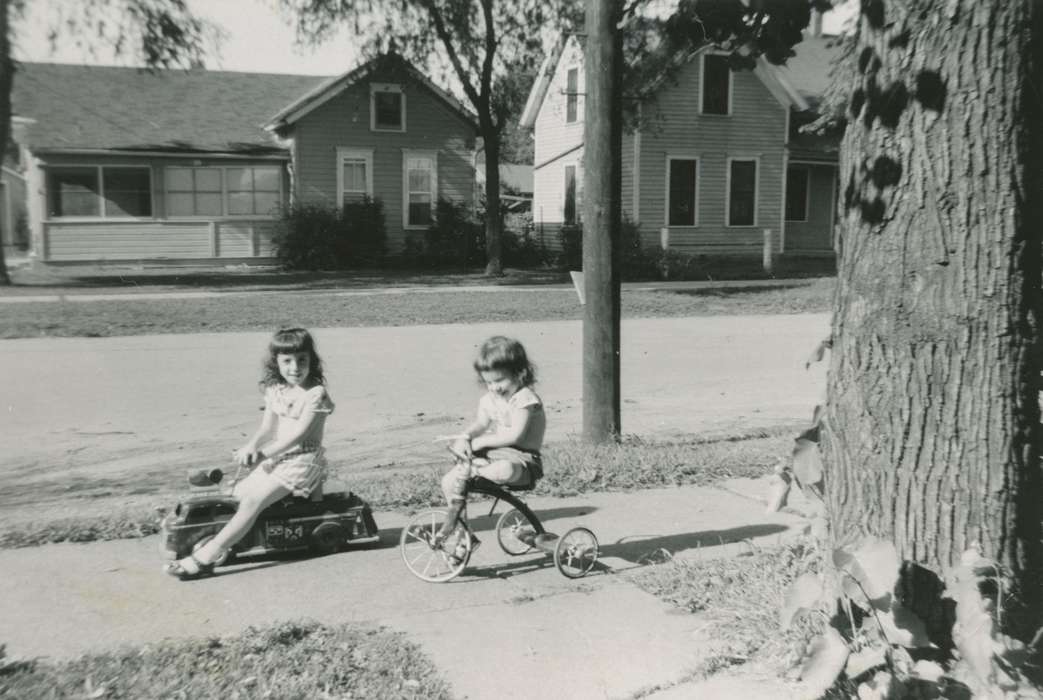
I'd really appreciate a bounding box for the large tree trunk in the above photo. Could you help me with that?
[822,0,1043,637]
[482,127,503,276]
[0,0,12,286]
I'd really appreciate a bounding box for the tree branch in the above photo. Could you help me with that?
[419,0,483,115]
[479,0,498,127]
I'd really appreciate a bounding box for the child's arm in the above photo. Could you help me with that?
[453,408,492,457]
[471,403,534,452]
[234,406,276,466]
[257,407,327,461]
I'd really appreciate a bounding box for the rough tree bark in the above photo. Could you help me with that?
[822,0,1043,637]
[0,0,12,286]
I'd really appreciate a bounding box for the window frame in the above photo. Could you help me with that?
[336,148,375,210]
[402,149,437,229]
[726,157,759,227]
[565,66,580,124]
[785,165,810,222]
[46,164,154,220]
[664,156,700,228]
[699,52,732,116]
[370,83,406,132]
[164,164,283,220]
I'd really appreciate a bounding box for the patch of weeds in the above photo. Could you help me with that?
[629,539,826,677]
[0,620,451,699]
[0,432,794,549]
[0,508,162,549]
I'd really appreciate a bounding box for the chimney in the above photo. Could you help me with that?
[809,9,823,37]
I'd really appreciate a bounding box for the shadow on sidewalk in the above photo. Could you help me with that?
[461,523,791,582]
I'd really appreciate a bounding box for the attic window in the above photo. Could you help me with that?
[372,84,405,131]
[565,67,579,123]
[701,54,731,115]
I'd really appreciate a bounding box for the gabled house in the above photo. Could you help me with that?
[520,30,841,258]
[265,53,479,249]
[9,52,478,264]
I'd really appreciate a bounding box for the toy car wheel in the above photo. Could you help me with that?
[400,508,470,583]
[192,535,229,567]
[496,508,537,555]
[554,527,599,579]
[310,521,345,555]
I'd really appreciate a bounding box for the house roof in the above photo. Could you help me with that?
[774,35,844,111]
[12,62,332,154]
[476,162,534,195]
[520,33,839,129]
[266,52,478,132]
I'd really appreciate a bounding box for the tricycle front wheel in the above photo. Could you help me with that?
[554,527,599,578]
[400,508,470,583]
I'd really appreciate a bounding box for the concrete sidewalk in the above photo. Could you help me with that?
[0,478,813,699]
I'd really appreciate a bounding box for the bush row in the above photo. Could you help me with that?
[272,197,779,280]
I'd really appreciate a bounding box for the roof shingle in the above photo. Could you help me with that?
[13,62,332,153]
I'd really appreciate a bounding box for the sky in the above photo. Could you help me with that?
[13,0,858,77]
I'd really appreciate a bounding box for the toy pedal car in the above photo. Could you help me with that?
[160,468,379,565]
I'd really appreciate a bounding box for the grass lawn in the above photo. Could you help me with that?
[0,277,833,339]
[0,620,452,699]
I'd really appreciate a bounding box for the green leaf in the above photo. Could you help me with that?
[832,537,900,608]
[871,600,933,648]
[800,627,850,698]
[780,572,823,630]
[844,644,887,680]
[791,437,824,487]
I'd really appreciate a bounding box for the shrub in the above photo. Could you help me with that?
[272,203,341,270]
[342,197,387,265]
[557,223,583,270]
[272,198,386,270]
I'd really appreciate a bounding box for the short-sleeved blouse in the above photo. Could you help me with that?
[263,384,334,453]
[477,386,545,453]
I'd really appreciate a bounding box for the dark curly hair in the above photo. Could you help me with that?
[473,336,536,387]
[260,327,326,388]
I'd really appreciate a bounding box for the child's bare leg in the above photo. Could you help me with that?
[438,463,471,539]
[193,469,289,564]
[474,459,523,485]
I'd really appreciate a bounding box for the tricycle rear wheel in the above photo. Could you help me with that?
[495,508,538,555]
[554,527,599,578]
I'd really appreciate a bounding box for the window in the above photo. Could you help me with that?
[785,166,809,221]
[728,159,758,226]
[166,166,281,217]
[48,166,152,218]
[167,167,221,217]
[227,167,281,215]
[404,151,436,227]
[701,54,730,115]
[337,148,373,208]
[667,159,698,226]
[371,84,405,131]
[566,67,579,123]
[564,165,577,224]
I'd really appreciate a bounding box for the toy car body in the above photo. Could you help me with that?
[160,483,379,563]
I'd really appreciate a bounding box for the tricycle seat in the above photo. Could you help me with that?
[469,475,536,494]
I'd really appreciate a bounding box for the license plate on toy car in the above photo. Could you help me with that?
[266,520,305,545]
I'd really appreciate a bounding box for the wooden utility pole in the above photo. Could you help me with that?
[581,0,623,442]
